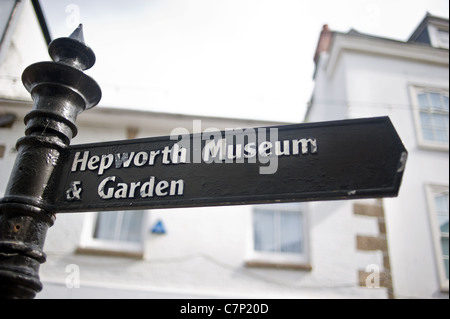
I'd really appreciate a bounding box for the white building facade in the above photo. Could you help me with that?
[307,14,449,299]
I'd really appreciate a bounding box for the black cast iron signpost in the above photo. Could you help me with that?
[0,26,408,299]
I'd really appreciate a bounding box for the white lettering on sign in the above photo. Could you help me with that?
[68,128,318,202]
[70,138,317,176]
[98,176,185,199]
[71,143,188,176]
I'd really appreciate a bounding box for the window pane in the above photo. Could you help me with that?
[438,217,449,234]
[94,211,144,243]
[280,212,303,253]
[443,96,449,112]
[120,211,144,243]
[435,191,449,281]
[431,114,447,130]
[431,113,448,142]
[420,112,432,126]
[94,212,119,240]
[434,128,448,143]
[438,30,449,47]
[441,237,449,256]
[429,93,442,110]
[421,127,435,141]
[435,193,448,213]
[417,93,429,109]
[254,210,276,252]
[444,258,449,280]
[435,194,449,233]
[417,91,449,144]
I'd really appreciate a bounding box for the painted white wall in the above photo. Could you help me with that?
[308,33,449,298]
[344,49,448,299]
[307,52,348,122]
[0,0,48,100]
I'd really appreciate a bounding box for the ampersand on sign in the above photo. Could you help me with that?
[66,181,82,201]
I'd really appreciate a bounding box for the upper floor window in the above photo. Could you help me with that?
[426,184,449,292]
[437,29,449,49]
[410,86,449,151]
[425,23,450,49]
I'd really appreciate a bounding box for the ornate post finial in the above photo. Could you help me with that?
[48,24,96,71]
[22,25,101,143]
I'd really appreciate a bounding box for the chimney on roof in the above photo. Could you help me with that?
[314,24,332,65]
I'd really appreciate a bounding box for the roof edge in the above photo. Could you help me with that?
[0,97,292,127]
[408,12,449,43]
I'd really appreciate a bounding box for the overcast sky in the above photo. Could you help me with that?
[40,0,449,123]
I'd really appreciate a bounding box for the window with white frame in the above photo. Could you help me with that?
[426,184,449,291]
[248,203,310,268]
[79,210,147,257]
[437,29,449,49]
[410,86,449,150]
[427,24,449,49]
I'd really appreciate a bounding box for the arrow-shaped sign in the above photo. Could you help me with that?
[46,116,407,212]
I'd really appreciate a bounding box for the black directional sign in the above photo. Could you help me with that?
[47,116,407,212]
